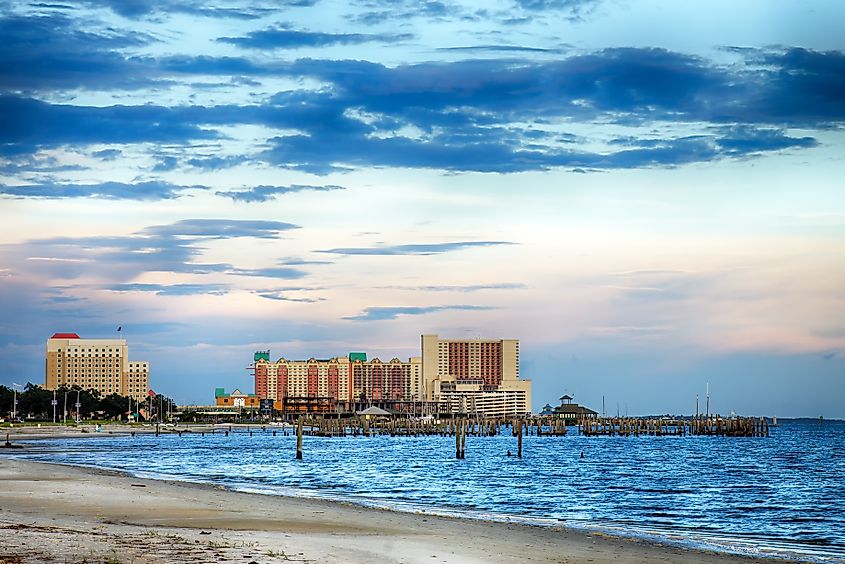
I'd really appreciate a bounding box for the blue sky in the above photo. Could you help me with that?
[1,0,843,417]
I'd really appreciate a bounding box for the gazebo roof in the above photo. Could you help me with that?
[356,406,392,416]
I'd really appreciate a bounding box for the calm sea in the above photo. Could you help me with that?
[17,419,845,563]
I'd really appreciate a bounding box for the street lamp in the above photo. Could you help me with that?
[75,389,81,424]
[11,383,21,421]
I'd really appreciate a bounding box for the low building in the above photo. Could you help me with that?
[215,388,260,407]
[553,395,598,422]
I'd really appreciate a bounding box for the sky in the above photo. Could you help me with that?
[1,0,843,417]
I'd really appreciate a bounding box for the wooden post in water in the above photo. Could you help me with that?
[455,418,462,459]
[461,418,467,458]
[296,416,303,460]
[517,419,523,458]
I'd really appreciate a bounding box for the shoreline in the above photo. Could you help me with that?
[1,446,801,564]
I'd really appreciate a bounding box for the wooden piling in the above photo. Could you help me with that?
[296,416,303,460]
[517,419,523,458]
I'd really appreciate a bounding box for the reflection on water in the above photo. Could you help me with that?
[19,419,845,563]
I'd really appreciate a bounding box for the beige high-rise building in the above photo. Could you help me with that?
[421,334,531,417]
[45,333,149,401]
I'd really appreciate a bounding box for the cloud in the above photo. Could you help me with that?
[0,13,160,92]
[106,283,229,296]
[229,266,307,279]
[218,27,413,49]
[0,96,220,156]
[4,47,842,171]
[317,241,515,256]
[349,0,458,25]
[512,0,601,20]
[343,305,494,321]
[0,180,205,200]
[254,291,320,303]
[378,283,526,292]
[76,0,288,20]
[1,219,302,282]
[217,184,346,202]
[186,155,250,171]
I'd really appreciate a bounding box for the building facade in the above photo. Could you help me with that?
[215,387,260,407]
[254,352,423,405]
[45,333,149,401]
[421,334,531,417]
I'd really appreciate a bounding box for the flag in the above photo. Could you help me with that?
[148,389,156,397]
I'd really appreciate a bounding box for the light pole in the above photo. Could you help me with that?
[52,389,57,424]
[75,389,81,424]
[12,383,21,421]
[63,391,68,425]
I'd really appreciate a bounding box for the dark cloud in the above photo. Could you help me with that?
[255,291,320,302]
[0,180,205,200]
[0,13,159,92]
[144,219,299,239]
[218,27,412,49]
[229,266,307,279]
[343,304,494,321]
[186,155,250,171]
[350,0,456,25]
[317,241,515,256]
[0,96,220,156]
[76,0,287,20]
[217,184,346,202]
[91,148,122,161]
[4,46,841,171]
[437,45,556,53]
[513,0,600,20]
[0,219,302,282]
[106,283,229,296]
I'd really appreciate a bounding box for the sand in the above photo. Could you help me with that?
[0,427,793,564]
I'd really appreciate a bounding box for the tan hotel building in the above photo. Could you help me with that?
[45,333,149,401]
[421,334,531,417]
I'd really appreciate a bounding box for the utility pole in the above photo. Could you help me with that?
[11,383,21,421]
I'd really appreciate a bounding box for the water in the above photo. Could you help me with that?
[16,419,845,563]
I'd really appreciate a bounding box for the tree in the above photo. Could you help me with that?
[0,385,13,418]
[100,393,130,420]
[18,383,53,419]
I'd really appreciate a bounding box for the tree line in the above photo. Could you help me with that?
[0,383,176,422]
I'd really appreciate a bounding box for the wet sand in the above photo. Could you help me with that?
[0,428,793,563]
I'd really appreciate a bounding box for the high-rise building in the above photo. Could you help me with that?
[254,352,422,405]
[251,335,531,417]
[421,334,531,417]
[45,333,149,402]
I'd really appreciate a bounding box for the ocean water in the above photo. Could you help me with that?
[17,419,845,563]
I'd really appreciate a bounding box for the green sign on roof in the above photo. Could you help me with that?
[349,352,367,362]
[255,350,270,362]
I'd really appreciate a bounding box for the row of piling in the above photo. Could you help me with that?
[580,416,769,437]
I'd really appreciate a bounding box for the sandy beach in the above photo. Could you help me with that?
[1,428,795,564]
